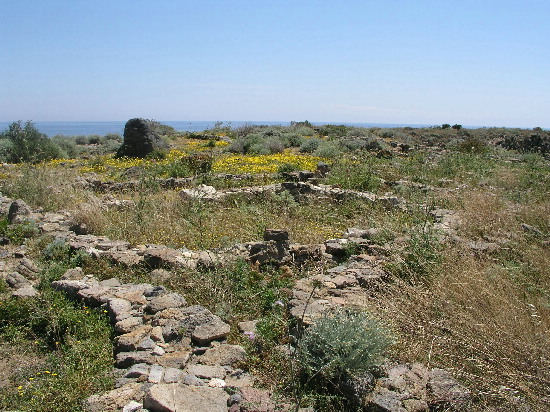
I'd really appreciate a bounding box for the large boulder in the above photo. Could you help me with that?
[116,118,169,158]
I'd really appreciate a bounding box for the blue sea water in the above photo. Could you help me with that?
[0,120,436,137]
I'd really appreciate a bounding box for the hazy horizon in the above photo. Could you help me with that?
[1,1,549,128]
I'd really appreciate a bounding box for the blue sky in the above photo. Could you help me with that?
[1,0,548,127]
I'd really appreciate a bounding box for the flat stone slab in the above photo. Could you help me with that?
[191,316,230,345]
[143,383,229,412]
[186,364,226,379]
[199,344,246,366]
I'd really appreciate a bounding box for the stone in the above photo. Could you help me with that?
[138,338,156,351]
[156,350,191,368]
[225,370,254,388]
[146,293,186,314]
[182,374,204,386]
[7,199,32,223]
[109,251,144,268]
[150,326,164,342]
[364,387,407,412]
[331,274,358,289]
[6,271,30,288]
[428,368,471,408]
[144,285,167,298]
[381,363,429,399]
[115,325,153,352]
[152,345,166,356]
[116,351,154,368]
[124,363,150,379]
[122,400,143,412]
[12,285,38,298]
[208,378,226,388]
[115,317,144,334]
[263,229,289,241]
[61,267,84,280]
[163,368,182,383]
[148,364,165,383]
[107,298,133,323]
[143,383,229,412]
[403,398,429,411]
[51,279,91,300]
[199,344,247,366]
[239,387,277,412]
[84,382,144,412]
[191,316,230,345]
[16,258,40,278]
[143,248,191,270]
[186,364,226,379]
[180,185,218,201]
[117,118,169,158]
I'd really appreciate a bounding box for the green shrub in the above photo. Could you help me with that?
[0,121,65,163]
[326,157,382,192]
[318,124,350,138]
[299,138,322,153]
[314,141,342,158]
[0,217,39,244]
[296,308,393,382]
[456,137,489,154]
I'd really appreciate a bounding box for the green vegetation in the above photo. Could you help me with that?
[0,121,548,410]
[0,121,65,163]
[0,242,113,411]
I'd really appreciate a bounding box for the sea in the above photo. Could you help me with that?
[0,121,436,137]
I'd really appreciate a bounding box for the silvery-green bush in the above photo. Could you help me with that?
[296,309,393,382]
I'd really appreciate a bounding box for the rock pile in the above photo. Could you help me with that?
[51,270,254,411]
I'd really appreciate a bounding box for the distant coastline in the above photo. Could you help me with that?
[0,121,441,137]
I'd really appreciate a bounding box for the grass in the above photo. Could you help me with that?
[0,261,113,412]
[0,125,548,410]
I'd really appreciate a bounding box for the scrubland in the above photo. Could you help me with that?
[0,122,548,410]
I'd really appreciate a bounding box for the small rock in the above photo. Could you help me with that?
[163,368,182,383]
[146,293,186,314]
[138,338,156,351]
[186,364,226,379]
[148,364,164,383]
[124,363,150,379]
[6,272,30,288]
[61,267,84,280]
[191,316,230,345]
[84,382,144,412]
[107,298,133,323]
[156,350,191,368]
[152,345,166,356]
[122,400,143,412]
[199,344,247,366]
[12,285,38,298]
[182,374,204,386]
[208,378,226,388]
[428,368,471,408]
[115,317,144,334]
[150,268,173,282]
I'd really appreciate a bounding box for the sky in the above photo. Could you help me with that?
[1,0,549,127]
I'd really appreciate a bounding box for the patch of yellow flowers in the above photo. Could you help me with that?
[212,150,325,174]
[41,145,324,177]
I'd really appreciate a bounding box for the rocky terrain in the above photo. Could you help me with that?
[0,120,548,411]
